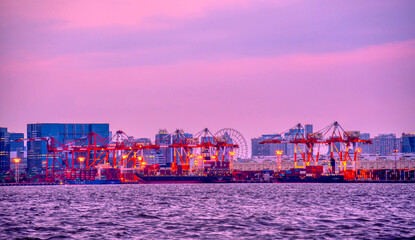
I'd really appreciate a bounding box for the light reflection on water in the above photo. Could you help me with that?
[0,183,414,239]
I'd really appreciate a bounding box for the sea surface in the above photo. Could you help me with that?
[1,183,414,239]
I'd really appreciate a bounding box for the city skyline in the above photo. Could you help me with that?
[3,122,414,158]
[2,121,413,141]
[1,1,414,150]
[1,2,415,239]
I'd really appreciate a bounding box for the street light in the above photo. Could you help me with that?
[121,154,128,168]
[228,151,236,173]
[354,148,362,174]
[393,149,399,180]
[13,158,21,183]
[275,150,283,171]
[78,157,85,169]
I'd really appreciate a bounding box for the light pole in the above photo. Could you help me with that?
[354,148,361,179]
[229,151,235,172]
[393,149,398,180]
[121,154,128,171]
[13,158,21,183]
[354,148,362,171]
[275,150,283,172]
[78,157,85,169]
[137,156,143,168]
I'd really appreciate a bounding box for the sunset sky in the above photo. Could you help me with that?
[0,0,414,143]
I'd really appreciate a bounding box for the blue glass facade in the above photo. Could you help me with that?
[251,134,282,157]
[373,134,396,156]
[155,129,172,165]
[0,128,10,172]
[402,133,415,153]
[27,123,109,174]
[305,124,313,135]
[9,133,24,151]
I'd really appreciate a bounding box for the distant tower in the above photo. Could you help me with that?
[304,124,313,159]
[0,128,10,172]
[360,133,371,154]
[155,129,172,165]
[373,134,396,155]
[305,124,313,135]
[401,133,415,153]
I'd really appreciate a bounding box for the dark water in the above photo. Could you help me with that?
[1,184,414,239]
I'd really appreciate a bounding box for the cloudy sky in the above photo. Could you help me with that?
[0,0,414,143]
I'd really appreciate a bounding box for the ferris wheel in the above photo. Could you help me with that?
[214,128,248,159]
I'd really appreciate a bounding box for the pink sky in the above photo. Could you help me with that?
[0,0,414,144]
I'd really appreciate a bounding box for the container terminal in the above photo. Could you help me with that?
[4,121,415,185]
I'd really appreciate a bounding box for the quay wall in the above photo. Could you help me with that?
[233,160,415,172]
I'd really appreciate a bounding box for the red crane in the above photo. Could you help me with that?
[260,121,372,172]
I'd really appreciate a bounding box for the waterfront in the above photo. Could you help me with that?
[0,183,414,239]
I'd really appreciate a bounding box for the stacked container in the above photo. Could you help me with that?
[305,166,323,178]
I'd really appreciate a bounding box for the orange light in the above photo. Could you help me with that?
[197,155,203,159]
[122,155,128,159]
[229,151,235,156]
[141,162,147,165]
[189,154,195,158]
[356,148,362,153]
[137,156,143,161]
[211,155,217,159]
[78,157,85,162]
[13,158,21,163]
[275,150,283,156]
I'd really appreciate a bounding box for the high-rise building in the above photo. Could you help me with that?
[171,130,194,164]
[27,123,109,174]
[251,137,266,157]
[402,133,415,153]
[251,134,283,157]
[171,130,192,144]
[0,128,10,172]
[373,134,397,156]
[9,133,24,151]
[327,142,342,155]
[9,133,26,172]
[155,129,172,165]
[304,124,314,158]
[359,133,371,154]
[285,128,305,156]
[304,124,313,135]
[135,138,161,166]
[136,138,152,145]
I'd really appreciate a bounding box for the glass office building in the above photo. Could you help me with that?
[0,128,10,172]
[27,123,109,174]
[402,133,415,153]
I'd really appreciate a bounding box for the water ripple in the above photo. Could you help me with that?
[0,183,415,239]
